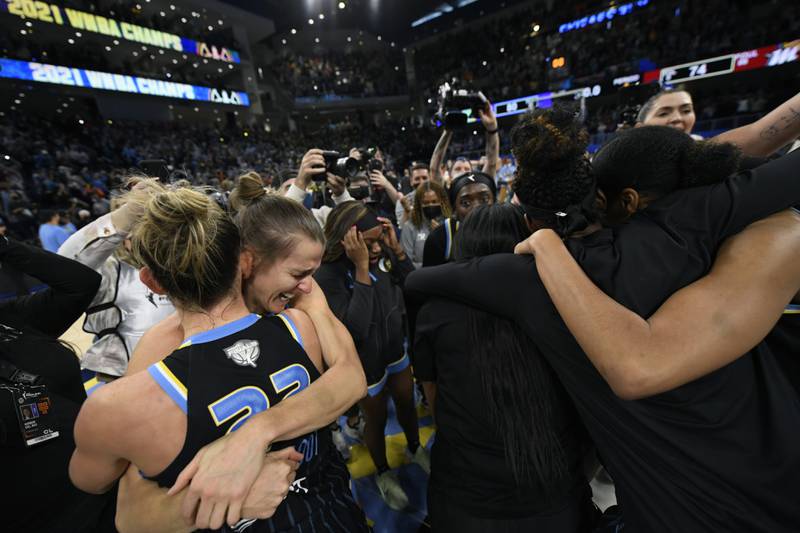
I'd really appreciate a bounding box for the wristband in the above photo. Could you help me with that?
[486,128,498,134]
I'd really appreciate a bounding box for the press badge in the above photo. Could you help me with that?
[3,383,59,447]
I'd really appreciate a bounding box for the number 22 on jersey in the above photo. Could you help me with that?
[207,363,310,434]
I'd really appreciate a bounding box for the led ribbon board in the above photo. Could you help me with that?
[559,0,650,34]
[465,40,799,121]
[1,0,240,63]
[0,58,250,106]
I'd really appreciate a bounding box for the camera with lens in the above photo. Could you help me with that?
[320,151,359,181]
[434,81,488,129]
[319,147,383,180]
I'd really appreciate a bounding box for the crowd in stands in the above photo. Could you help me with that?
[272,47,408,99]
[0,111,442,245]
[414,0,800,101]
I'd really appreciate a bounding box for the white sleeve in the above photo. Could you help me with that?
[57,213,126,271]
[332,189,353,204]
[286,183,308,203]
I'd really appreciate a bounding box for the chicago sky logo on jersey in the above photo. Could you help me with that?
[223,339,260,367]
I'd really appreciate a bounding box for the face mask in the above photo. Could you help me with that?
[422,205,442,220]
[348,186,370,200]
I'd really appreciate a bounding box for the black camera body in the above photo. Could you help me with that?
[320,148,383,180]
[436,82,488,129]
[320,151,359,180]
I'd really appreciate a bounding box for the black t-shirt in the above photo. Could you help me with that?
[415,298,590,520]
[0,241,113,532]
[405,149,800,532]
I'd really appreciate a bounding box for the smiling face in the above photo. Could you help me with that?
[243,236,324,314]
[640,91,696,134]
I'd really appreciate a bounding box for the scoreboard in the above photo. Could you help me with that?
[463,40,799,121]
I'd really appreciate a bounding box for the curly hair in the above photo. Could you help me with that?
[509,105,594,211]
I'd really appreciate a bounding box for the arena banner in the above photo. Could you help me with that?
[0,58,250,106]
[0,0,240,63]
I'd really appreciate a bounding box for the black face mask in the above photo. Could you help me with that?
[422,205,442,220]
[348,186,370,200]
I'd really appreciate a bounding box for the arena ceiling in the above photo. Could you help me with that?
[220,0,526,42]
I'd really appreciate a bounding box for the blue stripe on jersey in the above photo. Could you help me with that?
[346,270,378,285]
[148,362,188,414]
[180,313,260,347]
[386,353,411,375]
[277,312,304,349]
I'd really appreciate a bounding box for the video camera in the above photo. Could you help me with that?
[435,81,488,129]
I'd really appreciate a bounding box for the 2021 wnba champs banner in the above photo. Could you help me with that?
[0,0,240,63]
[0,58,250,106]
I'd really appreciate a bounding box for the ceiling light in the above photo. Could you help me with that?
[291,28,297,34]
[308,18,314,24]
[338,1,346,8]
[318,13,324,19]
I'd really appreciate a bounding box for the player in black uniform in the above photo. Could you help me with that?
[421,172,496,267]
[405,108,800,532]
[415,203,594,532]
[69,184,368,532]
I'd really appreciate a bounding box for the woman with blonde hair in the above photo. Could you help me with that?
[71,181,369,532]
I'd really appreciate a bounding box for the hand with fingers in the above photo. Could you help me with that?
[378,217,404,258]
[478,100,498,132]
[369,170,390,191]
[342,226,370,272]
[169,425,268,530]
[327,173,347,197]
[514,229,561,257]
[241,448,303,520]
[296,149,327,190]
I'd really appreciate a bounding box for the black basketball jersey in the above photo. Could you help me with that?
[146,313,368,532]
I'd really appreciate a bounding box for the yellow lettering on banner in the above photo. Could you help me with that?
[167,34,182,51]
[81,12,98,32]
[7,0,24,17]
[50,4,62,25]
[21,0,38,18]
[64,8,84,29]
[107,19,121,38]
[197,42,210,58]
[120,22,135,41]
[96,16,110,35]
[35,1,53,23]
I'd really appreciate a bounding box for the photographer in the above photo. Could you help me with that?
[284,148,354,227]
[430,101,499,185]
[0,237,114,532]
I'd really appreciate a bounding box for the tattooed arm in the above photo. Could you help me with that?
[430,129,454,185]
[712,92,800,157]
